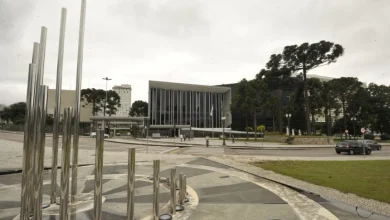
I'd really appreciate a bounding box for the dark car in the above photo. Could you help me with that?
[356,140,382,151]
[335,140,372,155]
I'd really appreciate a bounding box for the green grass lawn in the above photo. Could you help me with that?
[253,160,390,203]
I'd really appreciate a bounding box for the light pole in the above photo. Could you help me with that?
[102,77,112,116]
[351,117,357,140]
[286,113,291,138]
[222,117,226,146]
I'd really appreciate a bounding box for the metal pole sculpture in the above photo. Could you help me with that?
[71,0,87,202]
[127,148,135,220]
[94,130,105,220]
[59,107,73,220]
[20,63,37,220]
[179,173,184,205]
[170,168,176,214]
[51,7,67,204]
[34,85,49,220]
[153,160,160,220]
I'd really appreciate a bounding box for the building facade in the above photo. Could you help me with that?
[47,89,92,123]
[113,84,132,116]
[148,81,232,128]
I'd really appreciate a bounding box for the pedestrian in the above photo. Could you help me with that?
[180,134,183,142]
[206,136,209,147]
[232,135,235,144]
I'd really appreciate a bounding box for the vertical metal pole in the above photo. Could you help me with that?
[34,85,48,220]
[27,42,40,216]
[179,173,184,205]
[59,107,73,220]
[20,64,37,220]
[32,27,47,217]
[127,148,135,220]
[51,8,67,204]
[94,130,104,220]
[170,168,176,214]
[153,160,160,220]
[71,0,87,202]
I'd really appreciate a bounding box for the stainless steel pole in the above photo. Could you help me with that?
[20,64,37,220]
[71,0,87,203]
[170,168,176,214]
[51,7,67,204]
[179,173,184,205]
[127,148,135,220]
[183,175,187,197]
[153,160,160,220]
[94,130,104,220]
[59,107,73,220]
[28,43,40,215]
[32,27,47,216]
[34,85,48,220]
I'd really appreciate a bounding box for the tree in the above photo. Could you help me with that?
[272,41,344,134]
[307,78,324,133]
[257,125,266,132]
[81,88,106,116]
[0,102,26,125]
[321,81,341,136]
[231,79,250,131]
[104,90,121,116]
[245,126,253,141]
[129,100,148,117]
[328,77,363,134]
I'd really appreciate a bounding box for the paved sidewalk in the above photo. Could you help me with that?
[109,137,336,149]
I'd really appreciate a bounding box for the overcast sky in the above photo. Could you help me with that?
[1,0,389,106]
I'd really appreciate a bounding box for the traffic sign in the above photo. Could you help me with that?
[361,128,366,133]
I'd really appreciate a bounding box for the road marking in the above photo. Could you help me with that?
[160,147,180,154]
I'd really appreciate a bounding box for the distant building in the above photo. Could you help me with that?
[113,84,132,116]
[47,89,92,123]
[148,81,232,129]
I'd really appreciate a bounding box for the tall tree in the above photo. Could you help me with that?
[129,100,148,117]
[272,41,344,134]
[321,81,341,136]
[307,78,324,132]
[103,90,121,116]
[0,102,26,125]
[231,79,251,132]
[328,77,363,134]
[81,88,106,116]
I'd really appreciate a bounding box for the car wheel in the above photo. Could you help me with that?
[366,149,372,155]
[349,149,354,155]
[378,146,382,151]
[336,151,341,154]
[92,135,96,138]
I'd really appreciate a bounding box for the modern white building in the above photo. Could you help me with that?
[113,84,132,116]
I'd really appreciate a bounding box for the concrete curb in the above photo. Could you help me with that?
[105,139,190,148]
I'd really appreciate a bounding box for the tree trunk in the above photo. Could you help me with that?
[311,114,316,135]
[254,110,257,140]
[303,64,312,134]
[272,114,276,132]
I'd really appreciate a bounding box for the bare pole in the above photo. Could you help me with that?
[179,173,184,205]
[94,130,105,220]
[34,85,49,220]
[32,27,47,218]
[20,64,37,220]
[71,0,87,202]
[27,42,39,216]
[59,107,73,220]
[127,148,135,220]
[170,168,176,214]
[153,160,160,220]
[51,7,67,204]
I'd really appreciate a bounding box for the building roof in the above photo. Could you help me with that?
[149,80,230,93]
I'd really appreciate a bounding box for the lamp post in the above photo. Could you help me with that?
[102,77,112,116]
[286,113,291,138]
[351,117,357,140]
[222,117,226,146]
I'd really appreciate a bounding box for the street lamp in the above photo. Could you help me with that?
[351,117,357,140]
[102,77,112,116]
[286,113,292,138]
[221,117,226,146]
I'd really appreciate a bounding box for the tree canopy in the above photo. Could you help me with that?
[129,100,148,117]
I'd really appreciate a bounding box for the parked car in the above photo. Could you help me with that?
[356,140,382,151]
[90,132,109,139]
[335,140,372,155]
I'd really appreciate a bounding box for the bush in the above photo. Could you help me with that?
[364,133,375,140]
[381,133,390,141]
[286,136,295,144]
